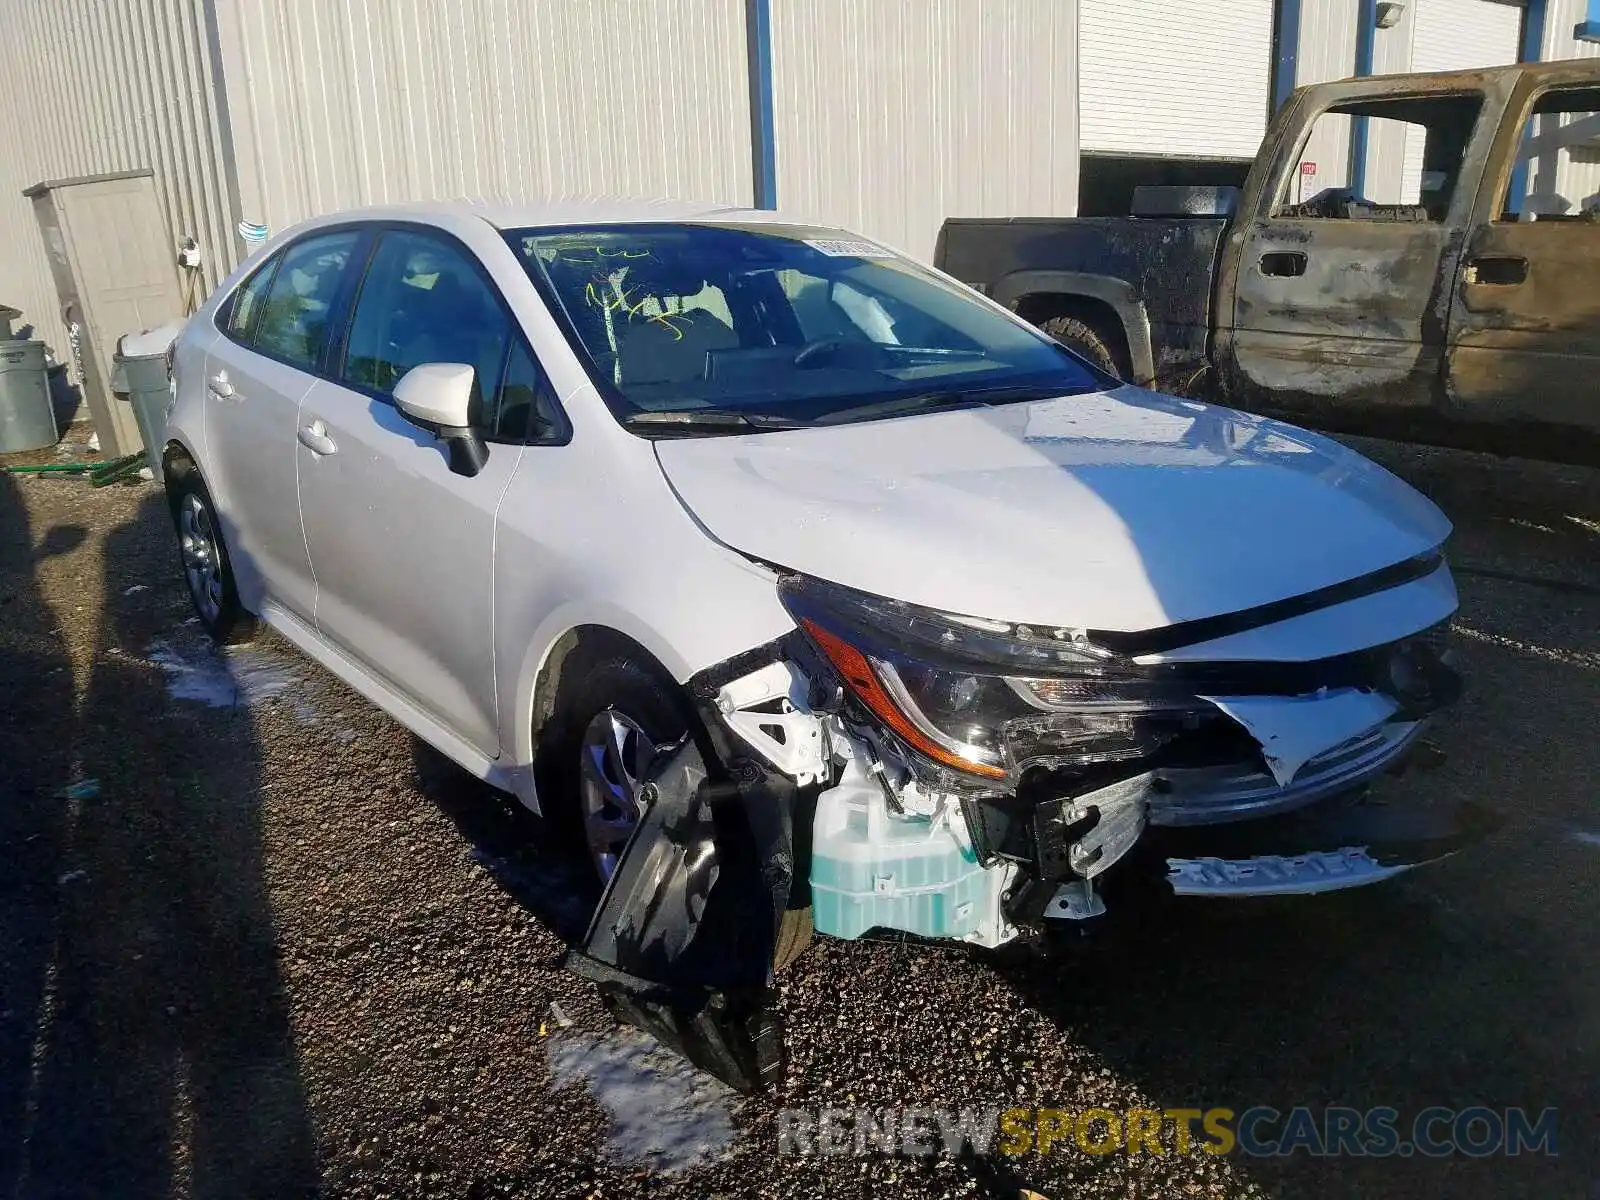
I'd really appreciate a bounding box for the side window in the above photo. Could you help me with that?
[252,231,361,369]
[492,340,567,444]
[340,229,511,417]
[1276,93,1483,223]
[225,258,279,341]
[1500,87,1600,222]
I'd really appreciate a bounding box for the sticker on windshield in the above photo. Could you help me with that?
[804,238,893,258]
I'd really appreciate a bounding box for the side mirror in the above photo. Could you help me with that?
[393,362,488,477]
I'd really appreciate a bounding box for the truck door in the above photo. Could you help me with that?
[1222,86,1499,430]
[1445,81,1600,455]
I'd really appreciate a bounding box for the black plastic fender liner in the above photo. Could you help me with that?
[561,636,808,1092]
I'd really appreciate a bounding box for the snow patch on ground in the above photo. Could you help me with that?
[146,639,310,717]
[1570,829,1600,848]
[546,1025,740,1174]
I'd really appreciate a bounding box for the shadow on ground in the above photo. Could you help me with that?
[0,485,319,1199]
[408,737,598,950]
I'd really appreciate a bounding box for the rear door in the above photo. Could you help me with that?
[1222,86,1497,421]
[1445,81,1600,451]
[203,228,362,620]
[296,225,555,756]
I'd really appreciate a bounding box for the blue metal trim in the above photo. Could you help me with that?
[1507,0,1550,213]
[745,0,777,210]
[1348,0,1378,199]
[1272,0,1303,111]
[1522,0,1550,62]
[1578,0,1600,41]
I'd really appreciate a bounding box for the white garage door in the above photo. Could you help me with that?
[1400,0,1523,199]
[1079,0,1274,159]
[1412,0,1523,71]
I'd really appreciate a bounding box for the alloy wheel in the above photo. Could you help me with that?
[178,491,224,625]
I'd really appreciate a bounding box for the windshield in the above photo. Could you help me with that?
[508,222,1108,432]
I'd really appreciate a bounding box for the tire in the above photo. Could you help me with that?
[168,469,258,645]
[538,654,694,890]
[1040,314,1129,380]
[537,649,816,969]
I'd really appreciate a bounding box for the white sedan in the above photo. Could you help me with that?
[164,200,1491,1089]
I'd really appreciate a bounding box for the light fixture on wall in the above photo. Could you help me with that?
[1376,1,1406,29]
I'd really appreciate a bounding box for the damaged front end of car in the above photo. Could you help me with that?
[565,567,1499,1091]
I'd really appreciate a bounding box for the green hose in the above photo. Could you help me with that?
[3,461,94,474]
[89,451,148,487]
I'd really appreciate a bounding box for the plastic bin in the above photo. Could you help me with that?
[0,338,58,453]
[111,322,184,483]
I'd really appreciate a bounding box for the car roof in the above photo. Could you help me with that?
[298,195,800,233]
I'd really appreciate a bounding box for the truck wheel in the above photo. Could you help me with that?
[1040,315,1129,380]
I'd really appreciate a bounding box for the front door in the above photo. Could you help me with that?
[1224,87,1496,425]
[205,229,362,621]
[296,227,524,756]
[1446,82,1600,452]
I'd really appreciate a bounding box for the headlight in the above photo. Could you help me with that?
[781,576,1223,784]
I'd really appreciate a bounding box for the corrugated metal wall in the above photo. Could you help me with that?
[1362,0,1420,202]
[769,0,1078,260]
[210,0,753,241]
[1079,0,1274,159]
[1542,0,1600,57]
[0,0,236,370]
[1290,0,1529,203]
[1293,0,1361,191]
[1535,0,1600,212]
[1399,0,1521,202]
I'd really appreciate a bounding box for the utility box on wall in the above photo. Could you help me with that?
[24,170,184,458]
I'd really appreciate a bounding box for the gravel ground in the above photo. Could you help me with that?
[0,432,1596,1199]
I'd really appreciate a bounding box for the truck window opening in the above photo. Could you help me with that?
[1275,93,1485,223]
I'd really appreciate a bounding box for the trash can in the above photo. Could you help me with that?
[0,335,58,453]
[111,321,185,483]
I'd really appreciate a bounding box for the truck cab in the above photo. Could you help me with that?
[936,60,1600,463]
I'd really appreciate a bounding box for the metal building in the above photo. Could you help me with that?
[0,0,1587,403]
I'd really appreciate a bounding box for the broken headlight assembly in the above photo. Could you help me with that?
[779,576,1228,785]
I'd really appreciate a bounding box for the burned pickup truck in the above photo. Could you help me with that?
[936,60,1600,464]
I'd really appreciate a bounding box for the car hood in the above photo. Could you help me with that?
[652,387,1452,633]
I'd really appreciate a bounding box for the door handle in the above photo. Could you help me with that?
[297,420,338,457]
[207,371,234,398]
[1259,251,1308,278]
[1463,255,1528,286]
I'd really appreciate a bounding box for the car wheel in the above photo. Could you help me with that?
[169,470,257,645]
[544,652,814,969]
[1040,314,1129,380]
[552,657,694,889]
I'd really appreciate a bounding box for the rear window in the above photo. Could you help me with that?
[251,231,361,369]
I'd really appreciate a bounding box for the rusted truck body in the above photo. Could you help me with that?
[935,60,1600,463]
